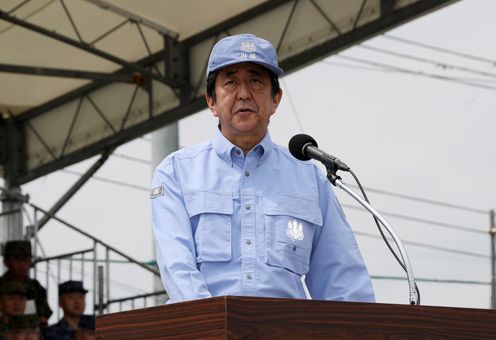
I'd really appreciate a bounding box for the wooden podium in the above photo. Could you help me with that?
[96,296,496,339]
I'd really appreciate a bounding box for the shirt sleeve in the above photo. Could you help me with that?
[151,158,212,303]
[31,279,53,318]
[305,169,375,302]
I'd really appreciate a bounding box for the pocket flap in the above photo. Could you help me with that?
[184,191,233,217]
[263,195,323,226]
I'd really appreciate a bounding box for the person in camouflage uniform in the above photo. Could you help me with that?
[4,314,41,340]
[0,241,52,326]
[44,281,90,340]
[1,282,29,318]
[0,282,30,340]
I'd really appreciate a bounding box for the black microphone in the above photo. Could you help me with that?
[288,134,350,171]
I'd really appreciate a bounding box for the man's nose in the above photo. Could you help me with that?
[237,80,252,100]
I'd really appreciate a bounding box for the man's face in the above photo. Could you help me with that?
[4,256,32,279]
[59,292,86,317]
[206,62,282,144]
[0,293,27,316]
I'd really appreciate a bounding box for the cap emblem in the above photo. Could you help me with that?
[240,40,256,52]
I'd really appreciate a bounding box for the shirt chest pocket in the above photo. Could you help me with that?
[184,191,233,263]
[264,195,323,275]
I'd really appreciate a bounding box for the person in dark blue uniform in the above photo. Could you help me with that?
[44,281,93,340]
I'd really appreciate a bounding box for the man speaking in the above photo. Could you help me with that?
[151,33,374,303]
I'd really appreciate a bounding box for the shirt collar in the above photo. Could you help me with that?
[213,128,273,167]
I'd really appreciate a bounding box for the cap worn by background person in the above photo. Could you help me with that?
[3,241,32,257]
[58,281,89,296]
[207,33,283,78]
[6,314,39,331]
[0,281,31,298]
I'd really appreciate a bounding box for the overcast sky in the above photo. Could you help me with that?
[3,0,495,319]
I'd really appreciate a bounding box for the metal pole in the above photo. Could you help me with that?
[1,186,23,241]
[57,259,61,320]
[106,247,110,312]
[81,252,85,281]
[33,208,38,280]
[490,209,495,309]
[93,241,97,314]
[45,261,49,296]
[98,265,104,315]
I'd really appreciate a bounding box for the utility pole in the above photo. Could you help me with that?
[490,209,495,309]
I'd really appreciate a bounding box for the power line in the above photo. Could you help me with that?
[358,44,496,79]
[382,34,496,67]
[335,54,496,91]
[111,153,151,165]
[322,60,496,85]
[345,183,488,215]
[61,169,149,192]
[371,275,489,286]
[321,60,396,73]
[355,230,488,259]
[344,203,486,235]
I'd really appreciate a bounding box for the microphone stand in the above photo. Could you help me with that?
[327,168,419,305]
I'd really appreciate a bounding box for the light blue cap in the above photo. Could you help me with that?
[207,34,283,77]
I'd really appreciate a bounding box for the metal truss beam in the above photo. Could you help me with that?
[0,10,181,88]
[182,0,293,46]
[19,97,205,183]
[85,0,179,39]
[0,63,145,83]
[11,0,456,184]
[16,52,163,123]
[381,0,397,16]
[281,0,456,73]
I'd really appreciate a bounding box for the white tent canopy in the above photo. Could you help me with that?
[0,0,455,184]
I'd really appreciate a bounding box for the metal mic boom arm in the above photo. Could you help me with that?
[329,172,419,305]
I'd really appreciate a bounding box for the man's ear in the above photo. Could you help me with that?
[205,93,218,117]
[270,89,283,116]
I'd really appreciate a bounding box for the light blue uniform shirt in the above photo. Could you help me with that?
[151,129,375,303]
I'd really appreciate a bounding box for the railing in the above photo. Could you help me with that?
[103,290,168,313]
[0,185,167,321]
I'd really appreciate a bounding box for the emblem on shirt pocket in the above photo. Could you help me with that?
[150,186,164,199]
[286,219,304,241]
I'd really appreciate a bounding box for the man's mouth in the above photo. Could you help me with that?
[235,108,256,114]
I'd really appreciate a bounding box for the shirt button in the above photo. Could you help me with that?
[246,239,252,245]
[246,274,252,279]
[293,245,297,252]
[245,205,251,210]
[244,171,250,177]
[235,149,241,155]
